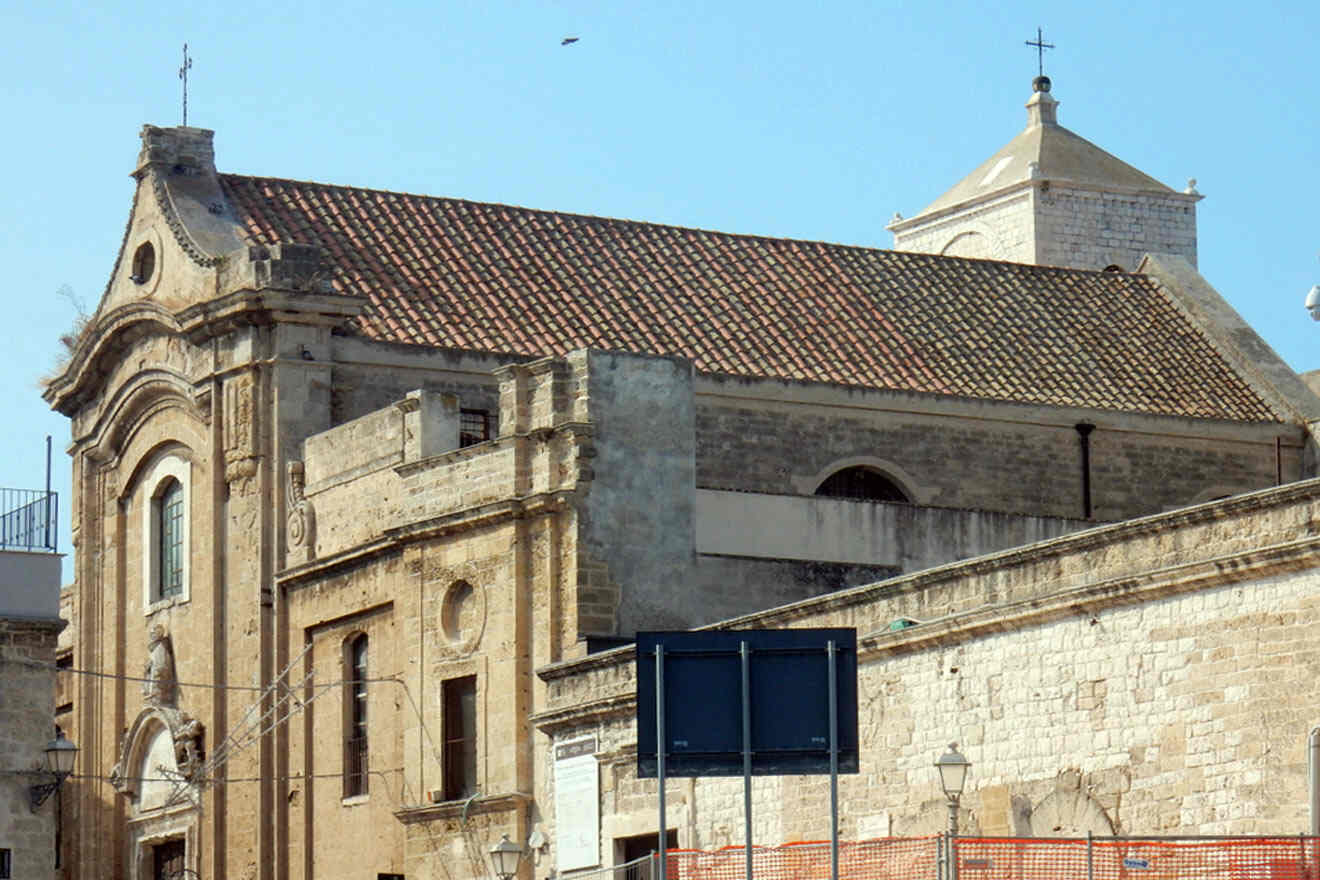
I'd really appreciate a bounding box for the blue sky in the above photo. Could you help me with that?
[2,0,1318,571]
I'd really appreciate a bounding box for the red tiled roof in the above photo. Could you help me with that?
[220,174,1279,422]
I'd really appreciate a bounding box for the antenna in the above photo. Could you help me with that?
[178,43,193,126]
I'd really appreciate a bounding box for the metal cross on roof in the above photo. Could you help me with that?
[179,43,193,127]
[1024,27,1054,78]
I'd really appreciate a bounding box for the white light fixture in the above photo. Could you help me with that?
[934,742,970,799]
[489,834,524,880]
[934,742,971,838]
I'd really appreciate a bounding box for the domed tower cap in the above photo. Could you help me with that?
[1033,75,1052,93]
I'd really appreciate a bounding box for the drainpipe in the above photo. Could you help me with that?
[1075,424,1095,519]
[1310,728,1320,836]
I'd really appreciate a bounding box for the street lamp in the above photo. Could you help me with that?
[489,834,524,880]
[934,742,970,836]
[29,733,78,812]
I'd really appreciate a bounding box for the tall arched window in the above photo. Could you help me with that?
[157,478,184,599]
[344,634,369,797]
[814,467,910,503]
[141,453,191,609]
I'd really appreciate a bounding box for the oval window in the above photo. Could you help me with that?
[131,242,156,285]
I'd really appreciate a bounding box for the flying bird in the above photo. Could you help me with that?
[561,37,579,45]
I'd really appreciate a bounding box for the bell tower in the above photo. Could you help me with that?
[889,77,1202,271]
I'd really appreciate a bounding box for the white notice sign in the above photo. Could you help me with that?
[554,737,600,870]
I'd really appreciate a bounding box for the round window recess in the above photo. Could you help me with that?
[130,242,156,285]
[440,580,485,653]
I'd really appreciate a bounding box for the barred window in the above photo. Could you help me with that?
[459,410,491,447]
[344,634,369,797]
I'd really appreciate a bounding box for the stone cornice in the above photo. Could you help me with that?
[277,490,578,589]
[529,693,636,734]
[43,302,183,416]
[889,176,1200,235]
[176,287,363,344]
[393,791,530,825]
[857,532,1320,658]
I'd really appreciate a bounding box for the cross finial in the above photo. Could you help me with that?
[179,43,193,127]
[1024,27,1054,78]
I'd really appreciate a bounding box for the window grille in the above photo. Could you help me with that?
[460,410,491,447]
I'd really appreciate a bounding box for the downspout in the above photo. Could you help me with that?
[1309,727,1320,835]
[1075,424,1095,519]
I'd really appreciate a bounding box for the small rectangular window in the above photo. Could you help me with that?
[0,848,11,879]
[459,410,491,447]
[442,675,477,800]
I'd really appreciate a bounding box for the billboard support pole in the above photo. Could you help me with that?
[828,639,840,880]
[741,640,754,880]
[656,644,667,880]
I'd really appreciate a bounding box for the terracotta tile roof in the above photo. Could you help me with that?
[219,174,1279,422]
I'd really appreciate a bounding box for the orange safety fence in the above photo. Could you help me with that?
[641,837,1320,880]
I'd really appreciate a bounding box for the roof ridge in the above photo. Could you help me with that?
[219,173,1163,282]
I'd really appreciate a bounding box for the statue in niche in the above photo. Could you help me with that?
[143,625,177,706]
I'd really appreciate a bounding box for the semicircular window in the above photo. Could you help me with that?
[814,467,909,503]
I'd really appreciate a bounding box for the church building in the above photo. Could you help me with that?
[43,77,1320,880]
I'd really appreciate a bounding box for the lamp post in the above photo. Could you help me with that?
[934,742,970,836]
[489,834,524,880]
[29,733,78,812]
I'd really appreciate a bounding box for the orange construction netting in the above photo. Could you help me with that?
[652,836,1320,880]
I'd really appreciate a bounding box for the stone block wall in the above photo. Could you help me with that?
[0,616,62,880]
[891,189,1035,263]
[1035,188,1197,271]
[694,399,1292,523]
[538,479,1320,869]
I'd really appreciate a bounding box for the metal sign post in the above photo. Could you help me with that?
[741,640,754,880]
[828,639,839,880]
[656,644,667,880]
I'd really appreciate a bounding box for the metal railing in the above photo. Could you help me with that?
[564,854,658,880]
[343,735,369,797]
[0,488,58,553]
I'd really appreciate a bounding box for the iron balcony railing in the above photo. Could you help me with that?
[0,488,58,553]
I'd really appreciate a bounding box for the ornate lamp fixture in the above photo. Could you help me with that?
[29,733,78,811]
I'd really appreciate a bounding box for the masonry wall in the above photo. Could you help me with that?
[892,189,1036,263]
[693,398,1294,522]
[0,617,62,880]
[1035,188,1198,271]
[538,479,1320,872]
[572,351,698,635]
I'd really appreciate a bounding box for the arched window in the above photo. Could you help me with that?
[343,634,369,797]
[814,467,910,503]
[157,478,184,599]
[141,453,191,609]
